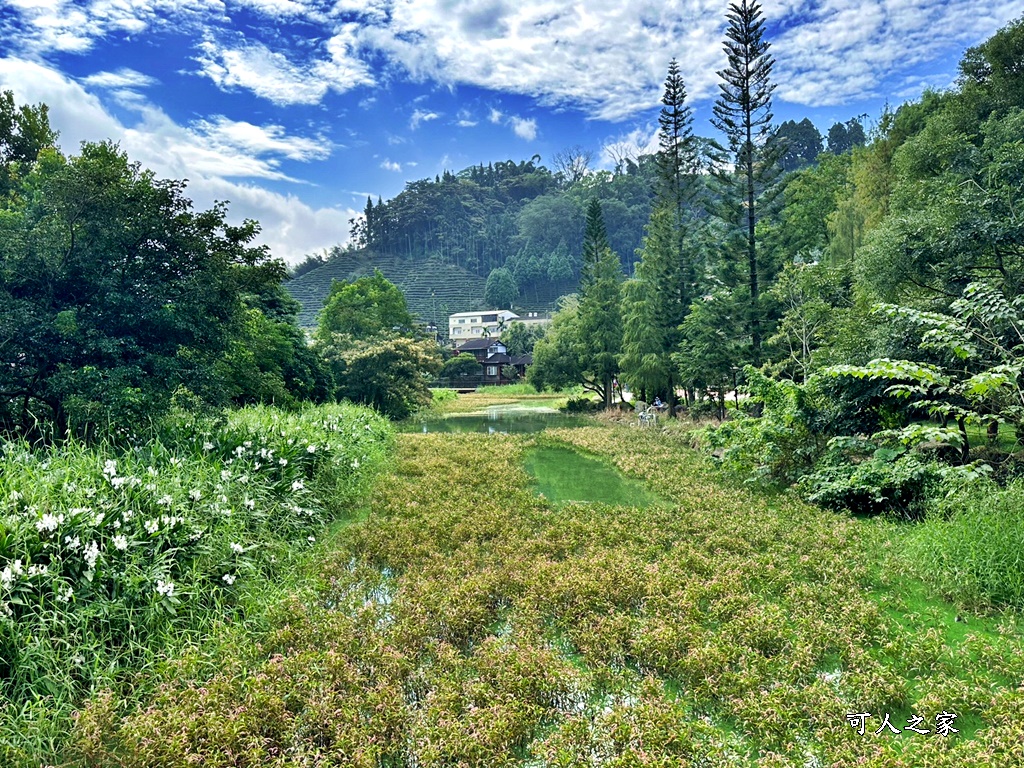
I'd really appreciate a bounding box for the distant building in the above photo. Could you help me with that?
[454,338,532,384]
[447,309,551,344]
[448,309,519,343]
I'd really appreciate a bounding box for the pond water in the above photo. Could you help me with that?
[400,405,590,434]
[524,445,668,508]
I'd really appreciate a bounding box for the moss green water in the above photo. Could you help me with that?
[524,445,667,507]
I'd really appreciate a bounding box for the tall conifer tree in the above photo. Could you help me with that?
[578,199,622,408]
[711,0,782,366]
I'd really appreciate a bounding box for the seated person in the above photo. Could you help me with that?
[653,396,665,410]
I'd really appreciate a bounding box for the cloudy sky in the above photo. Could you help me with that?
[1,0,1019,263]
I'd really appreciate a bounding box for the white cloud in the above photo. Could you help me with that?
[5,0,1022,120]
[0,57,351,263]
[380,159,402,171]
[410,108,439,129]
[81,68,158,89]
[509,116,536,141]
[488,107,503,124]
[772,0,1024,106]
[192,116,331,162]
[194,31,374,105]
[599,125,659,170]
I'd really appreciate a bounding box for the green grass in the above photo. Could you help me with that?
[523,445,666,507]
[903,479,1024,609]
[68,424,1024,766]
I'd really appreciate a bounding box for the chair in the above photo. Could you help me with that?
[638,406,658,428]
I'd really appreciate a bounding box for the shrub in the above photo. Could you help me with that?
[799,442,945,517]
[698,368,826,486]
[0,403,392,763]
[564,396,600,413]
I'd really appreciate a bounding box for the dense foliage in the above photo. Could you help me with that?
[66,425,1024,766]
[0,97,333,438]
[0,403,393,763]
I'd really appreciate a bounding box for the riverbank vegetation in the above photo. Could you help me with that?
[0,404,393,763]
[65,421,1024,766]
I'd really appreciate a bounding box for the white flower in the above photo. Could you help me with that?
[83,541,100,569]
[243,440,252,448]
[0,601,12,617]
[351,459,360,469]
[306,444,317,453]
[230,542,244,554]
[307,535,316,543]
[92,512,105,526]
[144,519,159,535]
[8,490,22,501]
[203,441,214,451]
[244,498,256,510]
[145,483,157,492]
[102,459,117,477]
[84,487,96,498]
[189,488,202,502]
[123,509,134,520]
[147,466,158,477]
[233,446,246,457]
[73,654,85,666]
[169,457,181,466]
[64,535,81,551]
[36,513,62,533]
[220,470,231,481]
[291,479,304,492]
[157,495,173,506]
[112,535,128,551]
[238,475,250,484]
[222,573,236,585]
[279,458,288,466]
[155,580,175,597]
[254,462,262,471]
[218,494,228,504]
[56,584,73,603]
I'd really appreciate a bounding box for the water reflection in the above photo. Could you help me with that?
[401,405,589,434]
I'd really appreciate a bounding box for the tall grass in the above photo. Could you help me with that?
[905,479,1024,609]
[477,382,541,395]
[0,403,392,765]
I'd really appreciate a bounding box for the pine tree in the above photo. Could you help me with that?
[581,198,611,284]
[711,0,782,366]
[578,199,623,408]
[620,204,683,407]
[656,59,697,218]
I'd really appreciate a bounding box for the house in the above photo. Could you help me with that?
[448,309,519,343]
[454,339,532,384]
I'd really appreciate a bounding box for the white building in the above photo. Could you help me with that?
[448,309,519,342]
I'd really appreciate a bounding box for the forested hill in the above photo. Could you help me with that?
[285,155,660,327]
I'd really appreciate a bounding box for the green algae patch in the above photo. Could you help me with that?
[524,444,667,507]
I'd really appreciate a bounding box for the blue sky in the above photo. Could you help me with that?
[1,0,1019,264]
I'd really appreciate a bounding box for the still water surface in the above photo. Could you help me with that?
[401,404,589,434]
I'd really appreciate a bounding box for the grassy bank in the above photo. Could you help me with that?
[68,420,1024,766]
[0,404,393,765]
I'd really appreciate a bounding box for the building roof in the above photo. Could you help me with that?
[457,338,506,352]
[449,309,519,319]
[510,354,533,366]
[484,353,512,364]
